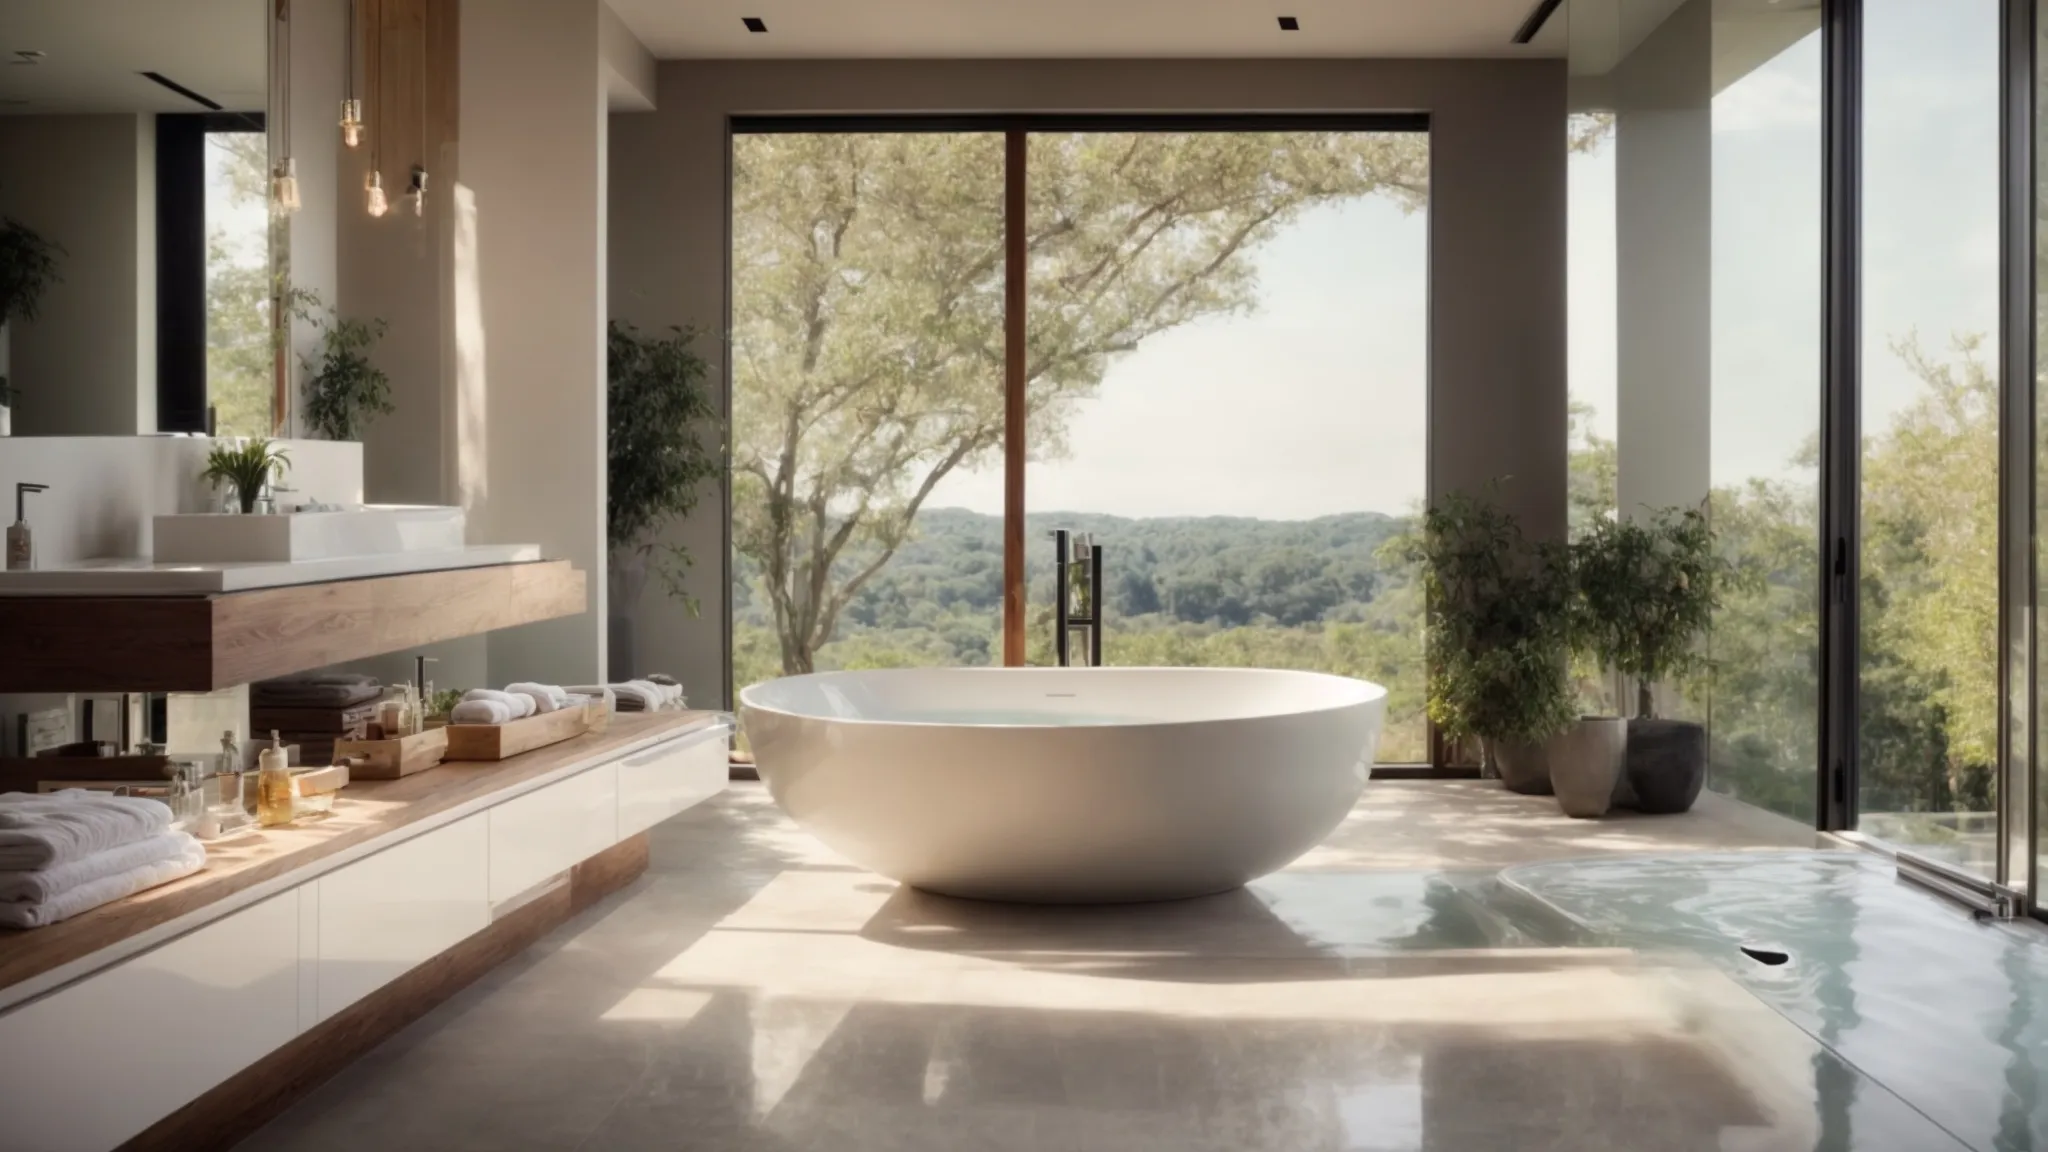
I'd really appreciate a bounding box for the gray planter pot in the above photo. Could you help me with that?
[1488,738,1555,796]
[1548,716,1627,818]
[1625,718,1707,814]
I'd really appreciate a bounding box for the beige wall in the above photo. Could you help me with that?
[0,114,157,436]
[609,58,1569,705]
[460,0,608,686]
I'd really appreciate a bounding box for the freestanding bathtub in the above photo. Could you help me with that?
[740,667,1385,903]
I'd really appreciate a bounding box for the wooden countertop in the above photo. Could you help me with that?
[0,710,724,1004]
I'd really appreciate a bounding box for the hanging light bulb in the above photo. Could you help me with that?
[272,157,301,214]
[365,170,389,217]
[407,164,428,217]
[340,98,364,148]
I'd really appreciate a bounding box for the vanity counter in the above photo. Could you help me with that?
[0,709,724,1008]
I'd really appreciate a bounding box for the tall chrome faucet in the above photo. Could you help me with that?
[1051,529,1104,667]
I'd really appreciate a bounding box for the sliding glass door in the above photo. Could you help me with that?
[1857,0,2003,876]
[729,118,1431,764]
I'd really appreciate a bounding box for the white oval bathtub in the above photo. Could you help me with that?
[741,667,1385,903]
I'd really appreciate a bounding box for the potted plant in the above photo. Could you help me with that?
[1404,489,1578,794]
[1571,504,1730,814]
[301,316,392,441]
[201,439,292,514]
[0,215,65,436]
[606,321,722,679]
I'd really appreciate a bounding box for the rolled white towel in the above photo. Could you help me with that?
[450,698,516,725]
[0,831,200,905]
[0,791,173,872]
[0,836,206,929]
[462,688,534,720]
[506,682,568,715]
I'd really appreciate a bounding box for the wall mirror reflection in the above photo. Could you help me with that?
[0,0,276,439]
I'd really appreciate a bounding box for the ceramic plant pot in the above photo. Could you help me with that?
[1490,738,1555,796]
[1548,716,1627,819]
[1625,718,1708,814]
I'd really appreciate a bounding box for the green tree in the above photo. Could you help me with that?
[731,131,1428,674]
[205,132,272,436]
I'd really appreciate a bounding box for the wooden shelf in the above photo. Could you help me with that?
[0,560,585,693]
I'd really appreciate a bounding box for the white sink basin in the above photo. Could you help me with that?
[152,505,466,564]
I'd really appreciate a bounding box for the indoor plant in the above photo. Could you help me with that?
[0,215,65,436]
[606,321,722,679]
[1572,503,1730,813]
[1404,489,1578,794]
[301,316,392,441]
[201,439,292,514]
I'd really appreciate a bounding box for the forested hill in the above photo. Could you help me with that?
[733,506,1417,633]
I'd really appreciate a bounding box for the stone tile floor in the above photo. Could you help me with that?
[240,783,1988,1151]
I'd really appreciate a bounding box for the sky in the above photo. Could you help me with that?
[927,0,2002,523]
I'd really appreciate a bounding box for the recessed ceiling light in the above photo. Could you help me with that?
[742,16,767,33]
[1277,16,1300,30]
[9,49,47,65]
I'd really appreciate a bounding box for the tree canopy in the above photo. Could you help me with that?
[730,130,1429,675]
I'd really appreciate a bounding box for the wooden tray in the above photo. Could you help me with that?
[444,702,605,761]
[332,727,449,780]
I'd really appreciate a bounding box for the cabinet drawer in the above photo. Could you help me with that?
[317,814,488,1022]
[0,890,301,1152]
[489,764,617,904]
[617,727,728,838]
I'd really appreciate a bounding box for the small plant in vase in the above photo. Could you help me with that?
[0,215,66,434]
[1572,504,1737,814]
[1401,488,1577,795]
[201,439,292,514]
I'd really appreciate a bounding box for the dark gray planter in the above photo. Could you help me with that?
[1625,718,1707,814]
[1489,738,1554,796]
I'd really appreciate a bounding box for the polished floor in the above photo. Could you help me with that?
[238,782,2032,1151]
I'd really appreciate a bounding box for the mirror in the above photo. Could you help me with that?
[0,0,277,438]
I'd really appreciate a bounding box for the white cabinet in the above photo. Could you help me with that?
[316,814,488,1022]
[489,763,617,904]
[0,889,301,1152]
[617,726,729,838]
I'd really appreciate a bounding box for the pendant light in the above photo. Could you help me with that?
[269,0,299,215]
[406,31,429,218]
[364,0,384,217]
[339,0,363,147]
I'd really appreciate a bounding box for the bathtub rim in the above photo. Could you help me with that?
[738,665,1387,732]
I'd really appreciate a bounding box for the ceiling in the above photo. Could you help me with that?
[606,0,1565,60]
[0,0,265,115]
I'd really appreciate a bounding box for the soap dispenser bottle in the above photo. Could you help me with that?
[7,482,48,572]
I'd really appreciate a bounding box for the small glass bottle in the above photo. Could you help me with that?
[257,730,295,827]
[213,730,244,817]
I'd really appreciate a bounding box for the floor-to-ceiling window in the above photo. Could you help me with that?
[1018,129,1431,761]
[1857,0,2003,875]
[728,131,1006,691]
[1567,0,1823,822]
[729,120,1431,763]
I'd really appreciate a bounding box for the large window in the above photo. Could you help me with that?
[1857,0,2002,875]
[730,122,1431,762]
[204,129,272,437]
[1567,0,1823,822]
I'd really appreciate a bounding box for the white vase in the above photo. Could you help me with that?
[0,404,10,438]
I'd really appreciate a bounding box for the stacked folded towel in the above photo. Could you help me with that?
[0,791,205,929]
[251,672,383,709]
[569,680,684,713]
